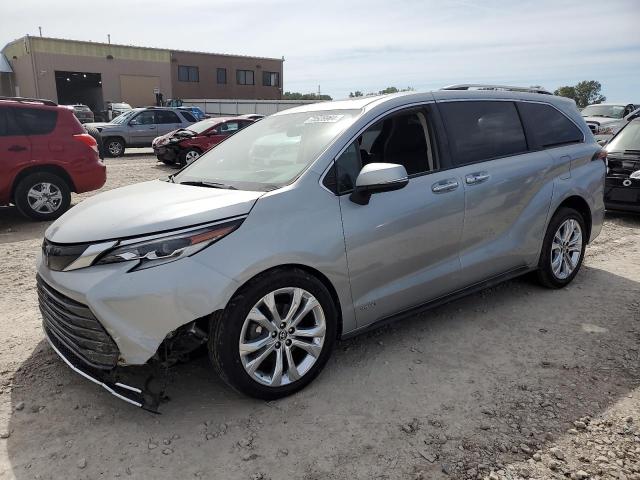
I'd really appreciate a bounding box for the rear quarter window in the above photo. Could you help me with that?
[12,107,58,135]
[438,101,527,165]
[180,111,196,122]
[517,102,583,149]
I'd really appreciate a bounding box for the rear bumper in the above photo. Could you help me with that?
[73,161,107,194]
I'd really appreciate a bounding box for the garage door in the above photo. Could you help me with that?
[119,75,160,107]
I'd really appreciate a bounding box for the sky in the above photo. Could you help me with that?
[2,0,639,100]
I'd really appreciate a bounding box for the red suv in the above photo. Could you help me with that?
[0,97,106,221]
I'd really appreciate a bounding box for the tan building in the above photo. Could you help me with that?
[1,36,284,110]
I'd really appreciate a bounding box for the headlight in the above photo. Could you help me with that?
[95,219,242,271]
[631,170,640,180]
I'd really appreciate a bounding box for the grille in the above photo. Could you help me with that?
[587,123,598,133]
[37,275,119,369]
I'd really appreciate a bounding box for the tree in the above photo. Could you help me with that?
[349,91,364,98]
[554,81,605,109]
[283,92,332,101]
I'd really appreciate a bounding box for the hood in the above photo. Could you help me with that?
[152,128,194,147]
[45,180,263,244]
[582,116,621,126]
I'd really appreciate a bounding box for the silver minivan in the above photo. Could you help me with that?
[37,86,605,408]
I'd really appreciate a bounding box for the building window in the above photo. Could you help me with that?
[216,68,227,85]
[178,65,199,82]
[236,70,254,85]
[262,71,280,87]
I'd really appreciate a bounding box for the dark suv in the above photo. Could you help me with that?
[0,97,106,221]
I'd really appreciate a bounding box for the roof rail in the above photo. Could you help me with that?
[0,96,58,106]
[441,84,552,95]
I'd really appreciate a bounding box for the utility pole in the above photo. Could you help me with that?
[318,85,321,96]
[107,34,111,44]
[38,26,42,37]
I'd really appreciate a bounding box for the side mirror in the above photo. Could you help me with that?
[349,163,409,205]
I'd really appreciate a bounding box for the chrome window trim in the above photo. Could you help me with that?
[63,241,118,271]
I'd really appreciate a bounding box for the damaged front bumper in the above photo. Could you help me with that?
[44,327,164,411]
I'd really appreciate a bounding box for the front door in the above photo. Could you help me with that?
[128,110,158,146]
[338,106,466,328]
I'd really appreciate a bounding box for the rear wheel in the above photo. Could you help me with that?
[209,268,337,399]
[536,207,586,288]
[14,172,71,221]
[104,137,125,157]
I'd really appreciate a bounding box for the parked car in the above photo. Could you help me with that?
[179,106,208,121]
[85,107,196,157]
[604,117,640,213]
[0,96,105,220]
[37,86,604,409]
[62,104,94,124]
[152,117,254,166]
[582,102,640,143]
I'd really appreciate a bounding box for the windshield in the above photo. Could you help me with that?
[581,104,625,119]
[174,109,361,191]
[606,122,640,152]
[187,118,221,134]
[110,110,138,124]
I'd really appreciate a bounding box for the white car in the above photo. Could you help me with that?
[582,103,640,143]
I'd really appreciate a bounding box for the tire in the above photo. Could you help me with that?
[209,268,337,400]
[85,126,104,159]
[104,137,125,157]
[178,148,201,167]
[536,207,587,289]
[14,172,71,221]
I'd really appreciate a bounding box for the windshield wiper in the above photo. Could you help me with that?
[179,180,237,190]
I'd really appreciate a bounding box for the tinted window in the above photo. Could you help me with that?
[156,110,181,124]
[518,102,583,149]
[0,108,21,136]
[217,68,227,84]
[180,111,196,122]
[130,111,156,125]
[12,107,58,135]
[439,101,527,165]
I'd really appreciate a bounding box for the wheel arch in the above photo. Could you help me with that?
[554,195,592,242]
[226,263,344,339]
[11,165,76,201]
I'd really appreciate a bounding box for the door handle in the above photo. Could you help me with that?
[431,178,459,193]
[465,171,490,185]
[8,145,27,152]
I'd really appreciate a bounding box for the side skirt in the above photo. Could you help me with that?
[341,266,533,340]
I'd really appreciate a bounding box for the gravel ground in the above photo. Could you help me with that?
[0,152,639,480]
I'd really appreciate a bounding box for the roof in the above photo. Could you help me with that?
[0,54,12,73]
[2,35,283,63]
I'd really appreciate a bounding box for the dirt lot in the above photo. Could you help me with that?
[0,152,639,480]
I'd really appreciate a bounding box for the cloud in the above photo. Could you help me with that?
[1,0,638,99]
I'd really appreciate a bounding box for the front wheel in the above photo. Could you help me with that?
[536,207,587,288]
[209,268,337,399]
[179,148,201,167]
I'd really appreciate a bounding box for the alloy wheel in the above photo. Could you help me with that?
[239,287,326,387]
[185,150,200,165]
[550,218,583,280]
[108,141,122,156]
[27,182,63,214]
